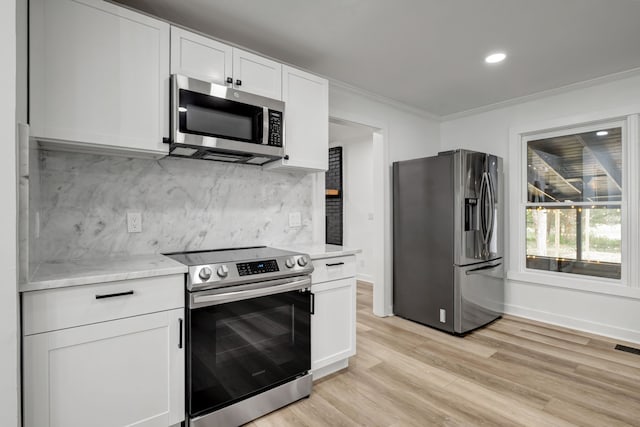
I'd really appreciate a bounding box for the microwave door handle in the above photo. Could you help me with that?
[262,106,269,145]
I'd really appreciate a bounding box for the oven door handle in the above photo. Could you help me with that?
[190,277,311,308]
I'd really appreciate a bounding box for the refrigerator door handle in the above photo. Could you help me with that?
[486,172,496,244]
[466,261,502,275]
[479,172,490,245]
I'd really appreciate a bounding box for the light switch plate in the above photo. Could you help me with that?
[289,212,302,228]
[35,211,40,239]
[127,212,142,233]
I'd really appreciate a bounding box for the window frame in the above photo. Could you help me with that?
[508,110,640,298]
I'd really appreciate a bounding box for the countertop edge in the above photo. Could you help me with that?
[276,244,362,260]
[307,248,362,260]
[21,257,188,293]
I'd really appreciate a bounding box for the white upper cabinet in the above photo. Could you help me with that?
[267,65,329,172]
[30,0,170,157]
[170,26,232,85]
[232,48,282,100]
[170,27,282,100]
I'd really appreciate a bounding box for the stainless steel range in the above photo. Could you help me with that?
[164,246,314,427]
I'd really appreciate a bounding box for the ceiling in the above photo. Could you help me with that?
[115,0,640,117]
[527,127,622,203]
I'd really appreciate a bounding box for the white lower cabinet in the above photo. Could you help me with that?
[24,309,184,427]
[22,275,185,427]
[311,255,356,379]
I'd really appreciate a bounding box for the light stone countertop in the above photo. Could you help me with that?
[277,243,361,260]
[21,254,188,292]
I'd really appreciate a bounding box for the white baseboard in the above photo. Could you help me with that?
[357,273,374,284]
[312,358,349,381]
[504,302,640,345]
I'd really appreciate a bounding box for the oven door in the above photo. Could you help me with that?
[186,276,312,419]
[171,74,284,160]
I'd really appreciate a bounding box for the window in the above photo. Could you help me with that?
[524,124,623,280]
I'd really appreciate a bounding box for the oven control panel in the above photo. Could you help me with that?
[237,259,279,276]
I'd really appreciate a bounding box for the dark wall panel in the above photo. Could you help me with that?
[326,147,343,245]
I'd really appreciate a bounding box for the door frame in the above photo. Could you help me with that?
[317,110,391,317]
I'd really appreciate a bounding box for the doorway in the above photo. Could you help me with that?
[326,116,391,317]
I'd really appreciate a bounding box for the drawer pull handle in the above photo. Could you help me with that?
[310,292,315,315]
[326,262,345,267]
[95,290,134,300]
[178,318,183,349]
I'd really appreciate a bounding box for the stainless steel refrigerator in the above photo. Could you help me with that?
[393,149,504,334]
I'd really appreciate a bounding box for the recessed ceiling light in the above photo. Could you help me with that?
[485,52,506,64]
[596,130,608,136]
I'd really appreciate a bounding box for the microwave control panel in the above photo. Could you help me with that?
[268,110,283,147]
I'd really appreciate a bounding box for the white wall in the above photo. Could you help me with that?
[329,83,441,315]
[330,85,441,163]
[1,0,19,424]
[330,136,375,282]
[441,73,640,343]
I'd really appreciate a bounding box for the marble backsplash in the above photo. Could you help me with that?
[33,150,315,263]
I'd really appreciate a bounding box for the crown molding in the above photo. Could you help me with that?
[440,66,640,122]
[328,79,441,122]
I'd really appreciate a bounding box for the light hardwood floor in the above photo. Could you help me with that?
[248,282,640,426]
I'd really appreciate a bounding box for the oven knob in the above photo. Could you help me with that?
[217,265,229,278]
[199,267,212,281]
[297,257,308,267]
[285,257,296,268]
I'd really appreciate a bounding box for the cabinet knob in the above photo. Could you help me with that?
[226,77,233,84]
[235,79,242,86]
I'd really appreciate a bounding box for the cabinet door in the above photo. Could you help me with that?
[30,0,170,155]
[311,277,356,372]
[232,48,282,100]
[170,26,232,85]
[23,309,185,427]
[267,66,328,172]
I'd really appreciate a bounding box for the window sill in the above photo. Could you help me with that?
[507,270,640,300]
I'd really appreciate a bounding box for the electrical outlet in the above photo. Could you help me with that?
[289,212,302,228]
[368,212,374,220]
[127,212,142,233]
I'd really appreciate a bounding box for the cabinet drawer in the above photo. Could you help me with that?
[23,275,184,336]
[311,255,356,284]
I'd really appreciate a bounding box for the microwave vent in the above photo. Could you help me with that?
[247,157,272,165]
[202,153,244,162]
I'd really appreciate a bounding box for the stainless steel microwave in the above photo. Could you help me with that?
[169,74,285,165]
